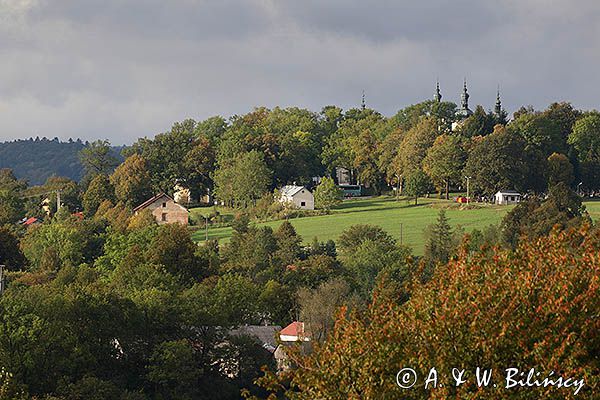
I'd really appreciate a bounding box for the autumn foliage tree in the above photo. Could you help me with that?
[250,226,599,399]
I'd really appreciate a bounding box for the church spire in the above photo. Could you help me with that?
[434,80,442,102]
[456,78,473,119]
[495,85,502,116]
[461,78,469,110]
[361,90,366,110]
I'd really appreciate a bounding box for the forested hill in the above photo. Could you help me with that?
[0,137,122,185]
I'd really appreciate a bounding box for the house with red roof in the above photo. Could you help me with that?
[279,321,310,342]
[275,321,311,372]
[20,217,41,227]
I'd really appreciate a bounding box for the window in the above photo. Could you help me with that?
[301,201,306,207]
[161,213,167,221]
[162,202,167,208]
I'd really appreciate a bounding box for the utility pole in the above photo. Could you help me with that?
[56,189,62,211]
[204,216,209,241]
[464,176,472,206]
[0,265,5,294]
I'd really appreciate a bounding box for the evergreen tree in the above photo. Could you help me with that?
[423,209,454,266]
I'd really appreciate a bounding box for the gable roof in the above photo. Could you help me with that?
[229,325,282,352]
[281,185,309,197]
[133,193,188,212]
[280,321,309,340]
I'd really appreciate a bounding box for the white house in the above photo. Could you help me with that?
[279,185,314,210]
[495,190,521,205]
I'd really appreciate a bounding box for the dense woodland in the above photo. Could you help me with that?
[0,138,123,185]
[0,97,599,398]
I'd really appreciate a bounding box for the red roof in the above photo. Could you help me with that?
[72,211,84,220]
[280,322,305,338]
[23,217,40,226]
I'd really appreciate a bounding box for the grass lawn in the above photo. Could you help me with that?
[190,196,512,255]
[190,197,600,255]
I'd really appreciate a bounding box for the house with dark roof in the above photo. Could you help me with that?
[133,193,189,225]
[279,185,314,210]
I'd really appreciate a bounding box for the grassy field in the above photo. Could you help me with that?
[190,196,511,255]
[190,196,600,255]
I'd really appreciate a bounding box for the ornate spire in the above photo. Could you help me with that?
[461,78,469,109]
[361,90,366,110]
[495,85,502,116]
[434,80,442,102]
[457,78,473,119]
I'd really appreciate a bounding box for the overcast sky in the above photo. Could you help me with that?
[1,0,599,144]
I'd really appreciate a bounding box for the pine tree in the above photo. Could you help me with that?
[423,209,453,265]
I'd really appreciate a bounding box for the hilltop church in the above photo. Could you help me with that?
[433,80,505,131]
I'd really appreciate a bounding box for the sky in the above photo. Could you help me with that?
[1,0,600,144]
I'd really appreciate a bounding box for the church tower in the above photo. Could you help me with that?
[494,86,508,124]
[456,79,473,119]
[434,81,442,102]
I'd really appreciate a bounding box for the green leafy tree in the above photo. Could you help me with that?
[0,226,26,270]
[82,174,114,216]
[455,105,496,137]
[501,182,586,248]
[313,177,342,210]
[392,117,438,180]
[404,169,431,205]
[110,154,153,207]
[546,152,574,187]
[510,111,565,156]
[464,125,531,196]
[213,151,271,208]
[568,112,600,191]
[78,140,119,180]
[146,223,204,282]
[422,134,466,199]
[0,169,26,224]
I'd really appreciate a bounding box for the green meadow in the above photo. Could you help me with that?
[190,197,600,255]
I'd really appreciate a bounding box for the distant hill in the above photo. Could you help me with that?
[0,138,123,185]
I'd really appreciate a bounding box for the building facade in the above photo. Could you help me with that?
[279,185,315,210]
[133,193,189,225]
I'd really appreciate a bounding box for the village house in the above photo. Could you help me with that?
[279,185,315,210]
[274,321,311,372]
[133,193,189,225]
[495,190,522,205]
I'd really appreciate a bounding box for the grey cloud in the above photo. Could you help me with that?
[0,0,599,144]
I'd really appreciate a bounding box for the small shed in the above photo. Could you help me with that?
[495,190,521,205]
[133,193,189,225]
[279,185,314,210]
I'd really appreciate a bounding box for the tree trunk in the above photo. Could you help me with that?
[445,180,449,200]
[415,195,418,205]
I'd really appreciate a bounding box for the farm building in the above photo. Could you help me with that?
[133,193,189,225]
[495,190,521,205]
[279,185,314,210]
